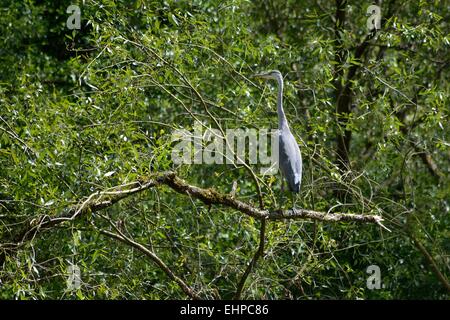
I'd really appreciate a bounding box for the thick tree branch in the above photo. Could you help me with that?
[0,171,389,299]
[333,1,397,172]
[1,171,386,267]
[415,148,442,179]
[269,208,384,225]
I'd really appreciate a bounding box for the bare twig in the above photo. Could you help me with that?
[233,217,267,299]
[93,218,201,300]
[409,233,450,293]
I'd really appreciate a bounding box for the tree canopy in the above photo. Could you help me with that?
[0,0,449,299]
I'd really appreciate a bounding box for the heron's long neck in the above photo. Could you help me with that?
[276,76,288,130]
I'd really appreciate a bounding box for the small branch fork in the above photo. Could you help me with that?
[3,171,386,299]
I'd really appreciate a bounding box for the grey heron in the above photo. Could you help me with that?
[254,70,302,197]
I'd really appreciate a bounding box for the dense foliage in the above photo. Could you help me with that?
[0,0,449,299]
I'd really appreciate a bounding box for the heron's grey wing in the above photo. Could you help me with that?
[279,130,302,192]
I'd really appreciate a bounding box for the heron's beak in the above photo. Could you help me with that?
[252,73,270,80]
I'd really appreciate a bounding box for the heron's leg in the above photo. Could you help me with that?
[279,187,285,209]
[279,173,285,209]
[291,192,297,208]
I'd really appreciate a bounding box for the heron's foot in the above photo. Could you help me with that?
[291,193,297,209]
